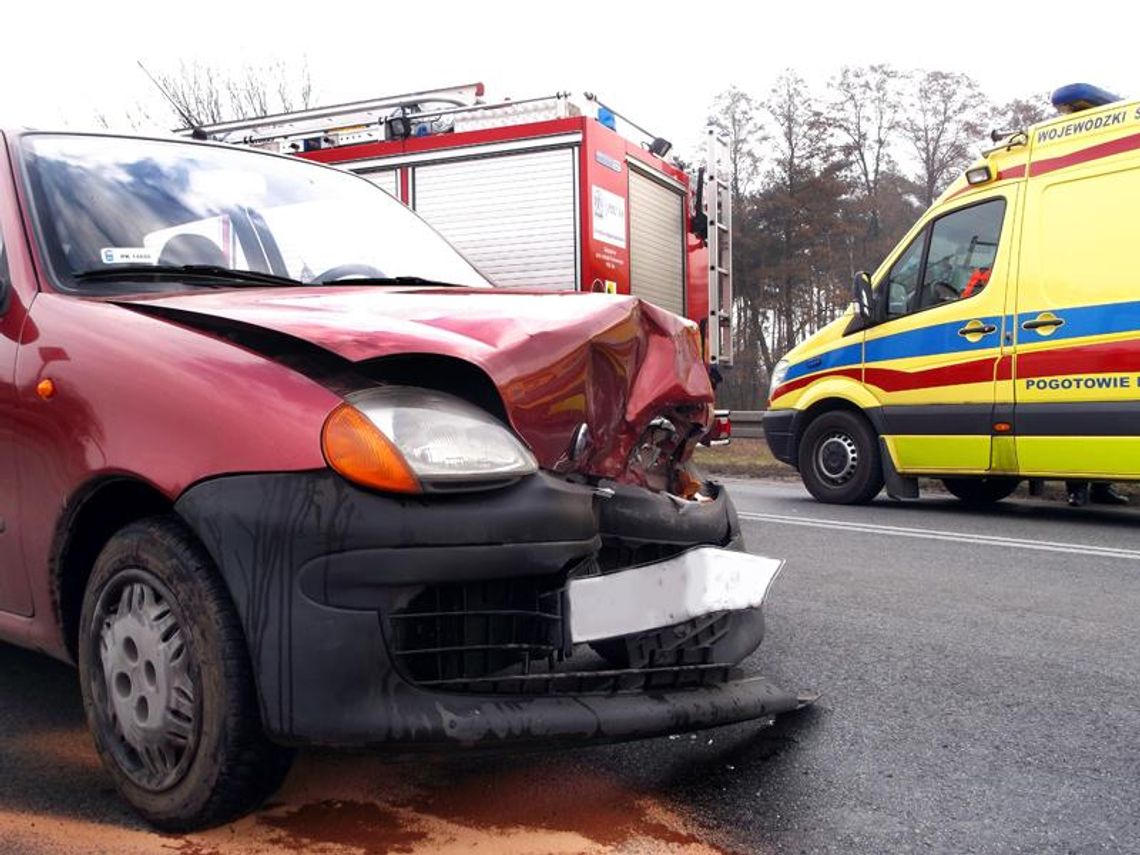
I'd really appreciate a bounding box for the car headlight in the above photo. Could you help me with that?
[768,358,790,400]
[321,386,537,494]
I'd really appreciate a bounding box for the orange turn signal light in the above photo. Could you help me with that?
[993,422,1012,433]
[321,403,421,494]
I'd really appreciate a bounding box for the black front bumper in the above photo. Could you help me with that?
[175,470,806,748]
[762,409,800,467]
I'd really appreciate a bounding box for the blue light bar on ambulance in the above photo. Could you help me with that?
[1050,83,1122,114]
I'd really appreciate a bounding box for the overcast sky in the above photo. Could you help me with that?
[5,0,1138,161]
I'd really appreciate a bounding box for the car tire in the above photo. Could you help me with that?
[78,515,293,832]
[941,477,1020,505]
[798,410,884,505]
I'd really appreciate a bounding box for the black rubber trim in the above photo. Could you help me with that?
[879,437,919,499]
[1014,401,1140,436]
[301,537,602,607]
[594,480,735,546]
[992,401,1015,428]
[325,677,813,750]
[880,404,994,435]
[761,409,799,465]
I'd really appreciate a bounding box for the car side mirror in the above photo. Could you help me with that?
[844,271,874,334]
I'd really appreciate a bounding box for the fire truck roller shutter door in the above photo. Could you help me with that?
[358,169,400,198]
[628,165,685,317]
[412,148,578,291]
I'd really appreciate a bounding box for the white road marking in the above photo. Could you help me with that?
[737,511,1140,561]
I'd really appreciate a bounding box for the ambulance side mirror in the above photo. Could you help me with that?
[853,271,875,318]
[846,271,875,334]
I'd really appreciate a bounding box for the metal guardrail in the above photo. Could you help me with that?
[731,410,765,439]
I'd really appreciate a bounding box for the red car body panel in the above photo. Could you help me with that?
[1,293,343,654]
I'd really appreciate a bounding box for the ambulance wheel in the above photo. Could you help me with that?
[941,477,1020,505]
[798,410,883,504]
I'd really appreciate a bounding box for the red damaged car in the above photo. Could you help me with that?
[0,131,808,829]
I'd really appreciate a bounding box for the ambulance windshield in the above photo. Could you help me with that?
[19,133,492,292]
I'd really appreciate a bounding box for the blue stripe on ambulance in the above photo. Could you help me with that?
[864,315,1004,362]
[783,341,863,382]
[1015,299,1140,344]
[783,314,1005,382]
[785,300,1140,386]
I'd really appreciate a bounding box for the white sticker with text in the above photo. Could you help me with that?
[100,247,156,265]
[591,186,627,249]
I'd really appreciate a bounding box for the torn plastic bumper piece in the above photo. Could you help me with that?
[366,677,816,748]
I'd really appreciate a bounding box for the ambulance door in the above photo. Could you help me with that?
[1013,161,1140,479]
[865,189,1019,474]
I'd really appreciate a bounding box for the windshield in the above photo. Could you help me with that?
[19,133,491,292]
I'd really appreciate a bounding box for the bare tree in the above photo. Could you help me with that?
[827,64,902,239]
[707,86,765,198]
[758,71,839,367]
[707,86,767,406]
[902,71,990,207]
[995,94,1052,134]
[150,59,316,129]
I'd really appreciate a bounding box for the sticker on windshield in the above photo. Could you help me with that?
[100,247,156,265]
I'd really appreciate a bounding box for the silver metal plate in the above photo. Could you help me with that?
[567,547,783,643]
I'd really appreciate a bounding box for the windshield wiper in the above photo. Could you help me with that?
[73,265,304,288]
[317,275,460,288]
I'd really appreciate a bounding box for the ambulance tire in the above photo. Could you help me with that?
[798,410,884,505]
[941,477,1020,505]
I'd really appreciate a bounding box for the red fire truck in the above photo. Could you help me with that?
[181,83,734,368]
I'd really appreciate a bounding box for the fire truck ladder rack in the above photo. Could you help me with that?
[176,83,579,153]
[706,130,733,367]
[175,82,488,146]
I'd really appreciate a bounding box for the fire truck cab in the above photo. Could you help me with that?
[184,83,735,368]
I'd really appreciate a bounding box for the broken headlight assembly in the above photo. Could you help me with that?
[321,386,538,494]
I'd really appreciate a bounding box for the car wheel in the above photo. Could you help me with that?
[78,516,293,832]
[798,410,884,504]
[942,477,1020,505]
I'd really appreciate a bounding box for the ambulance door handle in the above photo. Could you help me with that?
[957,321,997,337]
[1022,313,1065,332]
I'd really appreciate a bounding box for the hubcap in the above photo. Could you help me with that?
[816,431,859,485]
[91,572,199,792]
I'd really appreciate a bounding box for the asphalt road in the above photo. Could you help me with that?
[1,480,1137,853]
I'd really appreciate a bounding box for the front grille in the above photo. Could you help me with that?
[415,663,736,695]
[386,577,566,688]
[591,611,735,669]
[383,576,741,696]
[595,540,690,573]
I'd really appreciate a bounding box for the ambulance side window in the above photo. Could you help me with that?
[918,200,1005,309]
[884,234,925,318]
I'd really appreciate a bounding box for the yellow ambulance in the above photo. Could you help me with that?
[764,84,1140,505]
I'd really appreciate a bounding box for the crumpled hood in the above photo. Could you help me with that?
[115,287,713,480]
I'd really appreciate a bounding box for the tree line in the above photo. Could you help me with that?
[706,67,1050,409]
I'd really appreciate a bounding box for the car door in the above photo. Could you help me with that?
[1013,160,1140,479]
[865,190,1020,474]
